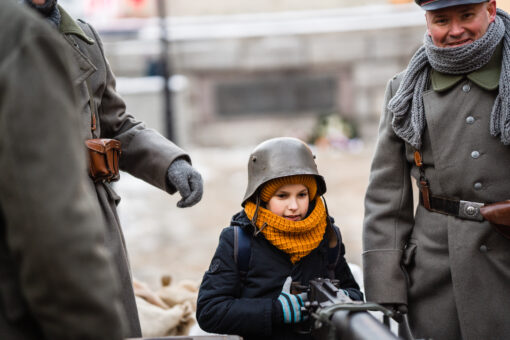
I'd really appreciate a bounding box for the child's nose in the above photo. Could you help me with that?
[288,197,298,210]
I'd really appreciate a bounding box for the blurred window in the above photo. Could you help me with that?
[215,75,336,117]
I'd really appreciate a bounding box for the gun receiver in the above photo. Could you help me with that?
[295,278,399,340]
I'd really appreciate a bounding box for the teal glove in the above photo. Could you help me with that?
[277,276,308,324]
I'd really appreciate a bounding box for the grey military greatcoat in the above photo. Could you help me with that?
[363,47,510,340]
[58,6,190,336]
[0,1,126,339]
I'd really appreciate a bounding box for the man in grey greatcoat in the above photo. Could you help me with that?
[363,0,510,339]
[21,0,205,337]
[0,0,127,339]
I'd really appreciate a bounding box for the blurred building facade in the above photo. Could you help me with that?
[68,0,510,17]
[67,0,510,147]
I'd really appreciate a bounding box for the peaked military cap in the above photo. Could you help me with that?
[415,0,488,10]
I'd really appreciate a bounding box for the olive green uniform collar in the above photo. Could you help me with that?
[58,5,94,45]
[431,43,502,92]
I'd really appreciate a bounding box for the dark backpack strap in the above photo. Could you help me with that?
[234,226,251,281]
[326,222,342,280]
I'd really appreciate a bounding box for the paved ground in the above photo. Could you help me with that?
[116,142,375,289]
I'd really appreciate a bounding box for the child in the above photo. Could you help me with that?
[196,137,362,340]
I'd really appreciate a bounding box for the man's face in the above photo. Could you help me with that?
[425,0,497,48]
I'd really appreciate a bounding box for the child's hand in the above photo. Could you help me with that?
[277,276,308,324]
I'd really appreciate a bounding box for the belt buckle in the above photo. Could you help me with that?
[459,200,484,222]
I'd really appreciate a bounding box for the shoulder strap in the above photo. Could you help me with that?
[234,226,251,281]
[326,222,342,279]
[322,198,341,279]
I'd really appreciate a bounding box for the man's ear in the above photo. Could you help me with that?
[487,0,497,23]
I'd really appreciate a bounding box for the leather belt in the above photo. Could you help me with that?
[414,150,486,222]
[419,194,485,222]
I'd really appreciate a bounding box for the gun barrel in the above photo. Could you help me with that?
[128,336,242,340]
[332,310,398,340]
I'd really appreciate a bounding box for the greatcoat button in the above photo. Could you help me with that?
[480,245,488,252]
[466,116,475,124]
[462,84,471,92]
[474,182,483,190]
[471,151,480,159]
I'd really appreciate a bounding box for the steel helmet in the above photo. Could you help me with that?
[242,137,326,206]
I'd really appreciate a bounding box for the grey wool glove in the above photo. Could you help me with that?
[166,158,203,208]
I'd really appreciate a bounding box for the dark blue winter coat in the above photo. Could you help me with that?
[196,211,362,340]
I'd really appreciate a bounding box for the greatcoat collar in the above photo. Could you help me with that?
[58,5,94,44]
[57,5,97,85]
[431,43,502,92]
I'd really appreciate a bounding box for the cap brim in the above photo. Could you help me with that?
[421,0,487,10]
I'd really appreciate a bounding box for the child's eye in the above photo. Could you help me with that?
[298,192,308,197]
[276,193,287,198]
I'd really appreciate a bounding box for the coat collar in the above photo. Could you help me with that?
[58,5,94,45]
[56,5,97,85]
[431,43,502,92]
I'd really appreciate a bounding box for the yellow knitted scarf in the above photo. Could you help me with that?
[244,198,328,264]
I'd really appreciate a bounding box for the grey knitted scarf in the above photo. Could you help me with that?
[389,9,510,149]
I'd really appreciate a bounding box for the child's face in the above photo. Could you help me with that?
[267,184,309,221]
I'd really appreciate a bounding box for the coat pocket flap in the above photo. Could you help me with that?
[85,139,121,153]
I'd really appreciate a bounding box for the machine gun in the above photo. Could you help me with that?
[293,278,420,340]
[129,279,423,340]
